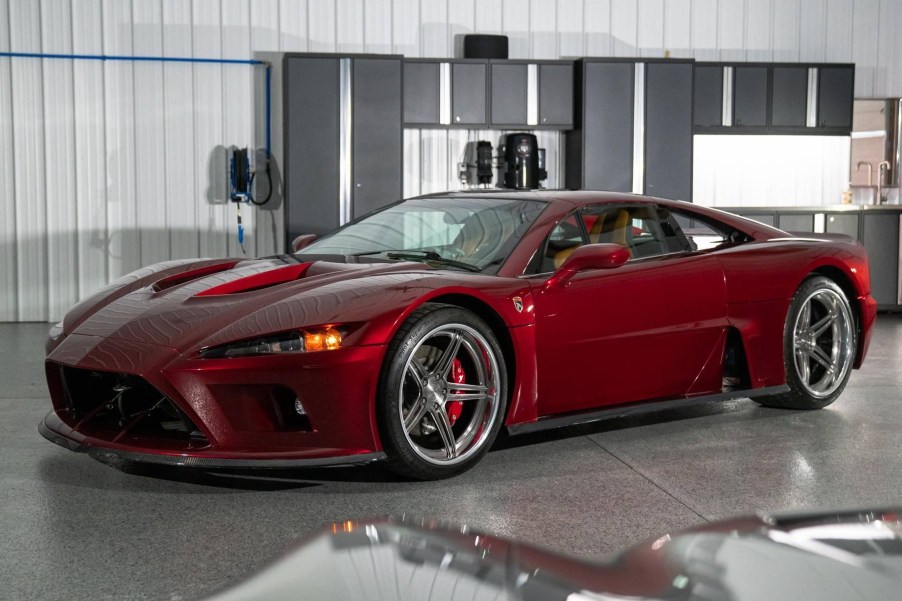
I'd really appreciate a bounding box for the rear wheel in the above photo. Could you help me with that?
[757,276,856,409]
[377,303,507,480]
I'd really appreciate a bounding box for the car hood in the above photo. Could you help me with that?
[205,508,902,601]
[55,256,442,353]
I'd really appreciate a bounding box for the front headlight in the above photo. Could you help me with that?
[199,326,344,358]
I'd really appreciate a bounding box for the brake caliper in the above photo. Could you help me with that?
[447,358,465,426]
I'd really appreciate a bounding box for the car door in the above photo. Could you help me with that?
[532,204,730,416]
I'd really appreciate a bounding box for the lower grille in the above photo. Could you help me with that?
[59,366,208,449]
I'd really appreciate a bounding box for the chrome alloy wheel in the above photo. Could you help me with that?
[792,288,854,398]
[398,324,501,466]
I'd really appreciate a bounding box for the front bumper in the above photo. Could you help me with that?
[44,333,390,466]
[39,412,386,468]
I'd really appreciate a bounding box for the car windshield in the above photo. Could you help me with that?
[296,196,547,273]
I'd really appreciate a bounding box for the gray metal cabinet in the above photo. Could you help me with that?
[694,65,723,127]
[353,59,403,219]
[825,213,859,240]
[490,62,528,126]
[403,61,440,125]
[817,66,854,129]
[645,62,693,201]
[733,66,768,127]
[778,213,815,233]
[771,67,808,127]
[283,54,402,241]
[538,63,573,127]
[452,61,487,126]
[565,61,634,191]
[862,213,901,307]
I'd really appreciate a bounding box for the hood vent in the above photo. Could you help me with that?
[195,262,313,297]
[153,261,240,293]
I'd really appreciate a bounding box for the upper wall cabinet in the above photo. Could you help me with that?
[488,60,573,128]
[694,62,854,134]
[817,66,854,129]
[403,58,572,129]
[452,61,488,126]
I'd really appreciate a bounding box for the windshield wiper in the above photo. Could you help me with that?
[353,249,481,272]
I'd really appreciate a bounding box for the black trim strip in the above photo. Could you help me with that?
[506,385,791,436]
[39,414,386,469]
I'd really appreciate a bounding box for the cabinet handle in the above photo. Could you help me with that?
[455,115,461,122]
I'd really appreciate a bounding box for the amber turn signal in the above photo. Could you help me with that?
[305,327,342,352]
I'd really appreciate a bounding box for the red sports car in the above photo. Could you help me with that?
[41,192,877,479]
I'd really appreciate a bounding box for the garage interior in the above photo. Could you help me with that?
[2,1,902,600]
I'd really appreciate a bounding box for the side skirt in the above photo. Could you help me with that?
[506,385,790,436]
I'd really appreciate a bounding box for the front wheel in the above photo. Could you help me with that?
[377,303,507,480]
[757,276,856,410]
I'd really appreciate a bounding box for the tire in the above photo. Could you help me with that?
[377,303,507,479]
[756,275,856,410]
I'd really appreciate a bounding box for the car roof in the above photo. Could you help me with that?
[416,189,681,207]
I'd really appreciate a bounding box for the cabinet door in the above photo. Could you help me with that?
[772,67,808,127]
[778,213,814,233]
[645,62,693,201]
[352,58,402,219]
[539,63,573,127]
[862,214,900,306]
[825,213,859,240]
[452,62,487,126]
[403,61,440,125]
[694,65,723,127]
[733,66,767,127]
[580,62,634,191]
[490,62,527,126]
[284,57,340,239]
[818,66,854,129]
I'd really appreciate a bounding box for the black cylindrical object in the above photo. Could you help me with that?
[476,141,493,184]
[463,34,509,59]
[503,133,545,189]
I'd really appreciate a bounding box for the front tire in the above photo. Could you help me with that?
[757,276,856,410]
[377,303,507,480]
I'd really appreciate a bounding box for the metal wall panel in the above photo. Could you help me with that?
[4,0,902,320]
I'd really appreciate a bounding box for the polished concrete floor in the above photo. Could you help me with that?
[2,316,901,600]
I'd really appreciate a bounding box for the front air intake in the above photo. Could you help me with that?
[59,366,208,448]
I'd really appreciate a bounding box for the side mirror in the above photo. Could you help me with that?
[291,234,317,252]
[547,243,630,288]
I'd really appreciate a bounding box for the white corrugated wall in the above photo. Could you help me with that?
[2,0,902,321]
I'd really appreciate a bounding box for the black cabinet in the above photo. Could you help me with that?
[352,59,403,219]
[645,62,693,201]
[818,66,854,129]
[862,213,900,307]
[403,61,440,125]
[490,62,528,126]
[694,62,854,134]
[825,213,859,240]
[452,61,487,126]
[694,65,723,127]
[771,67,808,127]
[778,213,815,233]
[283,54,402,241]
[487,60,573,128]
[538,63,573,127]
[733,66,768,127]
[566,60,634,191]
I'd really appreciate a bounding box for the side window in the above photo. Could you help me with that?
[538,214,586,273]
[670,209,748,252]
[655,207,693,254]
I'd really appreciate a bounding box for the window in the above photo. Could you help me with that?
[538,214,586,273]
[582,205,685,259]
[670,209,749,252]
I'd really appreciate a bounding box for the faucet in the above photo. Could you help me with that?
[857,161,874,204]
[878,160,891,204]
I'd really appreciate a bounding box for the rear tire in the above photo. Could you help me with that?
[756,276,856,410]
[377,303,507,480]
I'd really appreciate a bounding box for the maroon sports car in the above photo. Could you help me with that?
[41,191,877,479]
